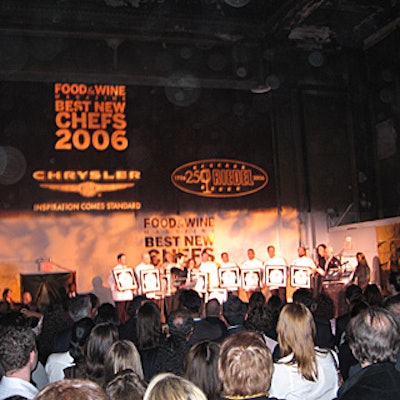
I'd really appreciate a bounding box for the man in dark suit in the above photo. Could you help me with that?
[52,294,92,353]
[204,298,227,340]
[222,294,248,336]
[179,289,224,345]
[337,307,400,400]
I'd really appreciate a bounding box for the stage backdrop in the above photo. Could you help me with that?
[0,208,299,296]
[0,81,286,294]
[0,82,275,214]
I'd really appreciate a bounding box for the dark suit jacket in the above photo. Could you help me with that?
[52,327,71,353]
[314,314,335,349]
[119,316,138,343]
[337,362,400,400]
[335,312,350,346]
[205,316,228,340]
[189,318,225,346]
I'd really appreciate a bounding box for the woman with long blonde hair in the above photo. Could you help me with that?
[269,302,339,400]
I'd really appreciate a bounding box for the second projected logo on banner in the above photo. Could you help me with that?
[171,159,268,198]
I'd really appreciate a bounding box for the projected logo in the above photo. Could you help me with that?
[171,159,268,198]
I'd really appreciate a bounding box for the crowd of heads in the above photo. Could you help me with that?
[1,271,400,400]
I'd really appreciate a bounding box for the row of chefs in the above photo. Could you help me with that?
[108,245,341,300]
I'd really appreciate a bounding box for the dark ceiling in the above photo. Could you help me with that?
[1,0,398,48]
[0,0,398,89]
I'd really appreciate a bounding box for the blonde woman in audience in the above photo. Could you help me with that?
[144,373,206,400]
[269,302,339,400]
[218,331,275,400]
[104,340,144,386]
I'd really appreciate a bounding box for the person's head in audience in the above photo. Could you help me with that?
[267,294,284,316]
[144,373,207,400]
[127,295,147,319]
[222,296,247,327]
[346,307,400,367]
[245,304,274,335]
[34,379,108,400]
[0,326,38,380]
[0,311,28,328]
[292,288,315,310]
[184,341,221,400]
[248,291,265,310]
[349,298,369,319]
[94,303,118,325]
[104,340,144,385]
[168,309,194,341]
[345,284,363,304]
[314,293,335,320]
[68,295,92,322]
[179,290,202,316]
[69,317,95,362]
[85,322,119,382]
[137,302,162,350]
[363,284,384,307]
[218,331,273,397]
[388,271,400,295]
[205,299,221,318]
[384,293,400,326]
[106,369,147,400]
[276,302,317,381]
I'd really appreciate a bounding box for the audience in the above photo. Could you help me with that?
[337,298,370,380]
[155,309,193,376]
[387,271,400,295]
[204,299,227,340]
[144,373,206,400]
[245,303,277,353]
[118,295,146,343]
[337,307,400,399]
[384,293,400,371]
[363,284,384,307]
[293,288,335,348]
[93,303,118,325]
[335,284,363,346]
[36,304,69,365]
[106,369,147,400]
[184,340,221,400]
[267,294,284,340]
[34,379,107,400]
[179,290,224,345]
[218,331,273,400]
[269,302,338,400]
[63,322,118,385]
[52,295,93,355]
[3,270,400,400]
[222,295,248,335]
[45,317,94,383]
[136,301,164,382]
[0,326,39,399]
[104,340,144,386]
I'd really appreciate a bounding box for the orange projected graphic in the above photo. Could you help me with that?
[171,159,268,198]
